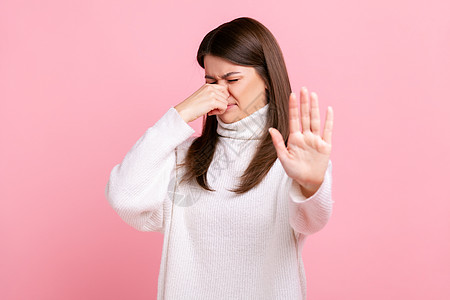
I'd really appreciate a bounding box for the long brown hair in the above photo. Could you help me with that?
[177,17,292,194]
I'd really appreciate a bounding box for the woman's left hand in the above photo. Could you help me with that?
[268,87,334,198]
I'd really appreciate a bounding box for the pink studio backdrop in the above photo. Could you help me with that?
[1,1,449,299]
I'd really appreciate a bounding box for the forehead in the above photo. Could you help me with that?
[204,55,251,74]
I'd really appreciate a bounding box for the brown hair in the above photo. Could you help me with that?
[177,17,292,194]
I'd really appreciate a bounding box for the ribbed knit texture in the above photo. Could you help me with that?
[105,103,334,300]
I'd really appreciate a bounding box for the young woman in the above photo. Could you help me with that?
[106,17,334,300]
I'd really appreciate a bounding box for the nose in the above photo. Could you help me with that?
[217,81,230,98]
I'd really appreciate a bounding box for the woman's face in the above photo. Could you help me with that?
[204,54,267,124]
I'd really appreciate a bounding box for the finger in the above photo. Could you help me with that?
[310,92,321,135]
[220,92,231,107]
[289,92,300,134]
[219,99,228,113]
[208,99,227,116]
[207,83,228,101]
[209,107,225,116]
[268,127,288,160]
[300,87,311,133]
[212,86,228,102]
[211,89,229,111]
[207,109,218,116]
[217,94,229,107]
[215,84,230,100]
[323,106,334,144]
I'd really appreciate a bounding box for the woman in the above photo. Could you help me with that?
[105,17,334,300]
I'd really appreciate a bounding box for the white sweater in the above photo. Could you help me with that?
[105,103,334,300]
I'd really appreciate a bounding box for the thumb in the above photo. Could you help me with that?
[268,127,288,160]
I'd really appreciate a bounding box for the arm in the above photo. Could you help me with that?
[288,160,334,235]
[105,107,196,233]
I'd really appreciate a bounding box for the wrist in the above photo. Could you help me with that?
[174,105,190,123]
[295,179,322,198]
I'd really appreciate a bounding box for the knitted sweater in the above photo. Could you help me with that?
[105,103,334,300]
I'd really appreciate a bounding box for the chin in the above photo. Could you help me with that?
[219,112,242,124]
[218,114,232,123]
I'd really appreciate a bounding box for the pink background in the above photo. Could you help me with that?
[1,1,449,299]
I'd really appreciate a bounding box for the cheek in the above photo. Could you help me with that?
[228,84,246,101]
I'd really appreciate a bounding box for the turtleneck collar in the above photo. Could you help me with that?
[216,103,269,140]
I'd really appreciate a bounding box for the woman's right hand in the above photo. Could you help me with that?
[174,83,230,123]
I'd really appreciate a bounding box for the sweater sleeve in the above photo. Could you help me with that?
[105,107,196,233]
[288,160,334,235]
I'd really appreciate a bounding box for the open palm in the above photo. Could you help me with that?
[269,87,334,195]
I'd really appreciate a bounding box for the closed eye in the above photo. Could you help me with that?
[207,79,239,84]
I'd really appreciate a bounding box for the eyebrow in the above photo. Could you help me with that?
[204,72,242,80]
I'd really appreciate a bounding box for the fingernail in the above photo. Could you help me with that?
[268,127,272,133]
[291,92,296,99]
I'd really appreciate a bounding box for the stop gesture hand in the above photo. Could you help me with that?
[269,87,334,198]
